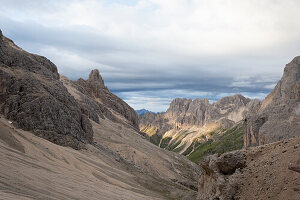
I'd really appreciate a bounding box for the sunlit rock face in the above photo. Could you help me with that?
[139,94,252,156]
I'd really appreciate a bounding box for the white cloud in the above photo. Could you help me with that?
[0,0,299,111]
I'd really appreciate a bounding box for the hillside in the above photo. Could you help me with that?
[0,30,200,200]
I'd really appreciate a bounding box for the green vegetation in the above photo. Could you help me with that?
[200,134,206,139]
[149,134,162,146]
[167,139,181,151]
[160,137,172,148]
[182,139,201,156]
[187,125,244,163]
[141,125,158,136]
[208,131,217,136]
[146,124,244,164]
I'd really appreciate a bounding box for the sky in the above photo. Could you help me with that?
[1,0,300,112]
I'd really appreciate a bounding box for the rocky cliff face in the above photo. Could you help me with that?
[0,30,93,149]
[141,94,251,132]
[244,56,300,147]
[139,94,252,158]
[61,69,139,130]
[0,30,139,149]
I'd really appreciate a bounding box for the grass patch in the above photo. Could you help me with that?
[150,134,162,146]
[187,125,244,163]
[167,139,181,151]
[208,131,217,136]
[182,139,202,156]
[160,137,172,148]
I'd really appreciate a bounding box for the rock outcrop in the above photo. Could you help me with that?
[140,94,251,134]
[198,136,300,200]
[0,30,139,149]
[60,69,139,130]
[198,151,246,200]
[244,56,300,147]
[0,30,93,149]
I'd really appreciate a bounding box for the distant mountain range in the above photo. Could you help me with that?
[139,55,300,163]
[136,109,165,116]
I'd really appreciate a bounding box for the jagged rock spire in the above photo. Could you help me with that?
[88,69,105,88]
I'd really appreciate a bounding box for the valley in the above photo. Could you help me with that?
[0,28,299,200]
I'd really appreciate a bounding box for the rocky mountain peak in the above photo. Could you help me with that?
[71,69,139,130]
[88,69,105,86]
[245,56,300,147]
[0,31,94,149]
[215,94,250,106]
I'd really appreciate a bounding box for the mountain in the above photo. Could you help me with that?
[140,56,299,166]
[197,56,300,200]
[136,109,154,116]
[0,30,200,199]
[0,30,93,149]
[139,94,259,162]
[244,56,300,147]
[1,28,299,200]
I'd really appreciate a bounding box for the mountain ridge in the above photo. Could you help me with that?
[0,30,200,200]
[139,94,258,159]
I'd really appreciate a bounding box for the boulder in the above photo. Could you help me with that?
[198,151,246,200]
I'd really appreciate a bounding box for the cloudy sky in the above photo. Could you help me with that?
[1,0,300,112]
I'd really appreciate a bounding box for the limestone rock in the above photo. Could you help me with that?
[198,151,246,200]
[65,69,139,130]
[215,151,246,175]
[0,30,93,149]
[140,94,250,135]
[244,56,300,147]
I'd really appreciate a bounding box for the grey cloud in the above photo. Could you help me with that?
[0,0,299,111]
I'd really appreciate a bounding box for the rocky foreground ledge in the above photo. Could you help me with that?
[197,136,300,200]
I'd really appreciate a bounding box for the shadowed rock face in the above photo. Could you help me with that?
[0,30,93,149]
[85,69,139,129]
[61,69,139,130]
[244,56,300,147]
[0,30,139,148]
